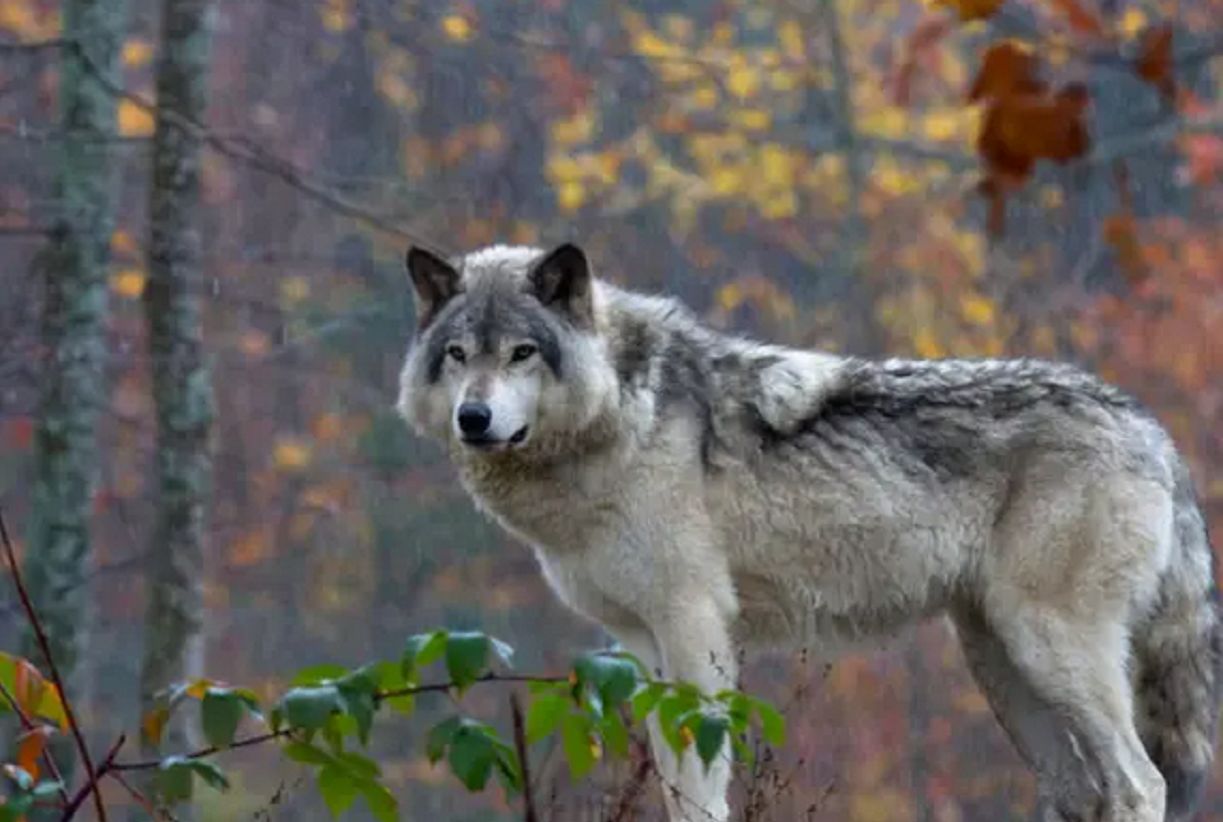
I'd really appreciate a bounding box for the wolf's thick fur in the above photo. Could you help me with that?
[396,243,1221,822]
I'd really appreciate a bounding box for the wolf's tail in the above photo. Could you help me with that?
[1133,459,1222,821]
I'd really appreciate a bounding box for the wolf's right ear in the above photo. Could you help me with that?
[406,246,461,330]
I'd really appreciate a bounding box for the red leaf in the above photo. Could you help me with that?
[968,41,1046,102]
[1136,25,1175,101]
[1047,0,1106,36]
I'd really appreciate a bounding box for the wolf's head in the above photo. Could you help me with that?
[396,243,617,459]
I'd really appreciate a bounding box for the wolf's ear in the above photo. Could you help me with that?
[529,243,593,327]
[406,246,461,330]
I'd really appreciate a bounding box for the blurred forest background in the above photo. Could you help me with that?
[1,0,1221,819]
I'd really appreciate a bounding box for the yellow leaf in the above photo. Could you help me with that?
[717,283,743,311]
[709,166,743,195]
[960,294,997,326]
[733,108,772,131]
[633,30,676,59]
[726,64,761,98]
[556,181,585,212]
[921,110,962,142]
[913,328,945,359]
[110,229,137,255]
[321,0,352,32]
[273,438,312,471]
[689,85,718,110]
[550,111,594,146]
[122,38,153,68]
[1120,8,1147,38]
[759,189,798,220]
[440,14,474,43]
[778,20,805,60]
[117,99,154,137]
[858,106,906,139]
[110,269,146,299]
[280,276,310,303]
[759,143,794,186]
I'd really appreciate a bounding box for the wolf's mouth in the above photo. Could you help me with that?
[462,426,530,450]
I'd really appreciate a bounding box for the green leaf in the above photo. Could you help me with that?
[695,713,729,770]
[335,751,381,779]
[281,686,342,730]
[317,766,358,817]
[445,631,490,691]
[630,682,667,722]
[426,715,462,763]
[359,779,399,822]
[574,654,639,711]
[751,697,786,747]
[599,711,631,759]
[187,760,231,791]
[447,722,496,791]
[2,764,33,792]
[372,660,415,716]
[560,713,597,779]
[201,688,245,749]
[156,758,194,803]
[402,630,447,679]
[283,741,337,767]
[337,669,379,745]
[291,664,349,686]
[525,692,569,744]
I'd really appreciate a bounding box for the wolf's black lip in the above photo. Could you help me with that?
[461,426,530,449]
[509,426,529,444]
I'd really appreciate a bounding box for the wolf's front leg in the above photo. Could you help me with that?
[636,597,738,822]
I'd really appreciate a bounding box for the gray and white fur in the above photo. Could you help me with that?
[396,243,1222,822]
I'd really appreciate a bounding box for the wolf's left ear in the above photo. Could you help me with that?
[406,245,461,330]
[529,243,593,327]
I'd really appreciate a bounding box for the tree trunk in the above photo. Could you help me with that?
[138,0,215,764]
[22,0,127,723]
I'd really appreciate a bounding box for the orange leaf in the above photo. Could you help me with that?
[968,41,1046,103]
[1135,25,1175,101]
[1103,213,1148,285]
[1047,0,1106,36]
[16,726,52,781]
[934,0,1005,22]
[142,705,170,747]
[12,657,46,717]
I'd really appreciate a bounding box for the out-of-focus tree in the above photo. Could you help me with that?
[138,0,216,778]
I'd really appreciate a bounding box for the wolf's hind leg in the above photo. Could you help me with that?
[984,601,1165,822]
[954,606,1105,820]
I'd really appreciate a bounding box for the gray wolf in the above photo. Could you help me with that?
[395,242,1221,822]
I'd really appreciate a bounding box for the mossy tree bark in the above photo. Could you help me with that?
[137,0,215,764]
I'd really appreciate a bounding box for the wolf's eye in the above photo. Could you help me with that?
[446,345,466,364]
[510,344,537,363]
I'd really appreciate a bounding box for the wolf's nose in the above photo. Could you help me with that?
[457,402,492,437]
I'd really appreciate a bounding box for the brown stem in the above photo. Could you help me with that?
[60,734,125,820]
[509,692,538,822]
[0,509,106,822]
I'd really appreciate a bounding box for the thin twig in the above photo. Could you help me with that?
[108,769,162,820]
[510,692,538,822]
[0,509,107,822]
[0,679,71,805]
[60,734,126,820]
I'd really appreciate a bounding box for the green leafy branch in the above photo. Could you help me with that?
[1,508,788,820]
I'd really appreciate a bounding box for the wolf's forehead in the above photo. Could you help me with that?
[459,244,543,287]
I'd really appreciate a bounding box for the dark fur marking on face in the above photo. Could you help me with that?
[422,297,469,383]
[465,286,563,377]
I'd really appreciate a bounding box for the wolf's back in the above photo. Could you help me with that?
[1133,457,1222,821]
